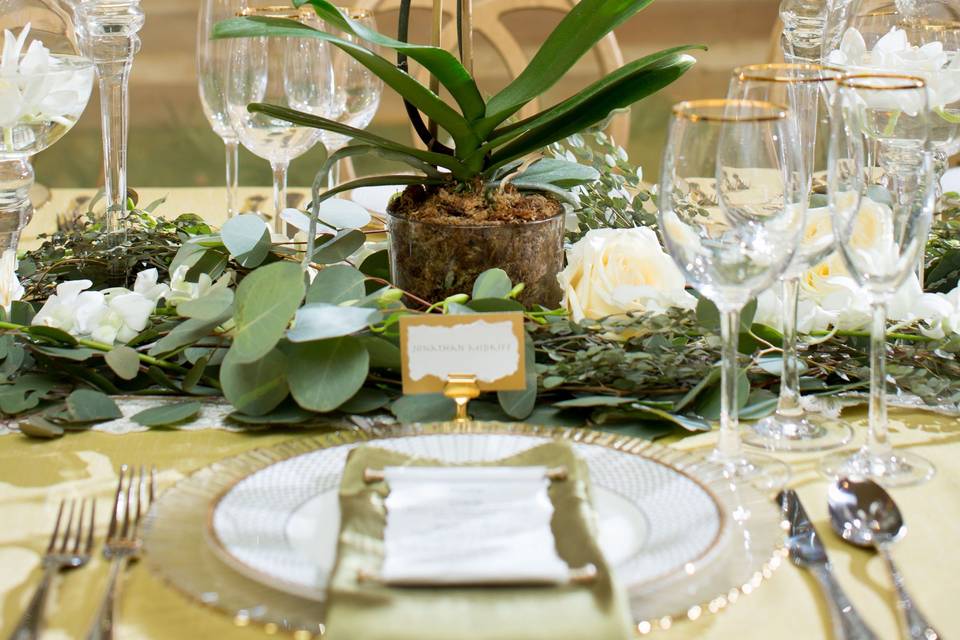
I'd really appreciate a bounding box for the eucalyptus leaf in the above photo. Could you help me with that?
[472,269,512,299]
[228,402,314,425]
[497,335,537,419]
[390,393,456,423]
[359,250,390,281]
[19,417,64,439]
[177,287,235,321]
[358,335,401,369]
[315,198,372,230]
[182,355,209,391]
[220,347,289,416]
[466,298,524,313]
[287,303,381,342]
[286,336,369,412]
[131,401,202,427]
[695,369,750,421]
[554,395,637,408]
[26,326,77,346]
[149,315,229,356]
[66,389,122,422]
[306,265,367,304]
[221,214,272,267]
[104,346,141,380]
[232,261,305,363]
[339,387,390,413]
[311,229,366,264]
[31,346,99,361]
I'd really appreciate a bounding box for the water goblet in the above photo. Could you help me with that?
[821,74,937,486]
[318,8,382,188]
[658,100,806,490]
[0,2,94,262]
[198,0,247,219]
[780,0,829,63]
[728,63,854,452]
[226,5,331,234]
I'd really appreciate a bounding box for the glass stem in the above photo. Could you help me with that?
[777,276,803,416]
[866,297,891,458]
[94,54,135,237]
[717,306,744,460]
[0,158,33,254]
[271,161,289,235]
[224,138,239,218]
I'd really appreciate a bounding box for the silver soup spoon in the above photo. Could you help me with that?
[827,478,941,640]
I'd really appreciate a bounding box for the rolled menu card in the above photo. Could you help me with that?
[322,442,634,640]
[380,466,572,586]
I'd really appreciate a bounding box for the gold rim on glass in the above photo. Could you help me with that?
[734,63,842,84]
[838,73,927,91]
[672,99,789,123]
[239,5,312,18]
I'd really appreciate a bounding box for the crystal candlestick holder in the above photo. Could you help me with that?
[76,0,145,238]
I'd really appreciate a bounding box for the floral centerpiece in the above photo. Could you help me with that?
[214,0,700,306]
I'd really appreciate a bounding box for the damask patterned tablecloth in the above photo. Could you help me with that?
[0,405,958,639]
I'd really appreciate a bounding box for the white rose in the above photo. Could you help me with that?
[557,227,695,322]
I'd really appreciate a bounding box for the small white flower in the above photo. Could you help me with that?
[166,265,231,305]
[32,279,97,334]
[132,268,169,302]
[0,248,24,312]
[557,227,696,322]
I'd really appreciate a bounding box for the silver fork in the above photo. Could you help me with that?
[86,465,156,640]
[8,498,95,640]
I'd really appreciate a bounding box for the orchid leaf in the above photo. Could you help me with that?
[294,0,485,121]
[481,0,659,132]
[214,17,477,151]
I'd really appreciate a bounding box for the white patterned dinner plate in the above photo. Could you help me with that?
[209,432,725,602]
[143,422,785,634]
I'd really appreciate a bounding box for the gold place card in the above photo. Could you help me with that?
[399,312,526,394]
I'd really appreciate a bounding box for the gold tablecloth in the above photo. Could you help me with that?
[2,188,959,639]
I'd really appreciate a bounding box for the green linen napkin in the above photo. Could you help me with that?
[323,440,634,640]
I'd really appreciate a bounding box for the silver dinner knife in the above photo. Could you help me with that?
[778,490,879,640]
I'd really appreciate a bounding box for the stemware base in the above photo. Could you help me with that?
[820,447,935,487]
[707,449,791,492]
[743,411,854,452]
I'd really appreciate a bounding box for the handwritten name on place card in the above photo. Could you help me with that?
[399,312,526,394]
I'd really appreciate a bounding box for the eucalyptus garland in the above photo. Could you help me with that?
[1,204,958,441]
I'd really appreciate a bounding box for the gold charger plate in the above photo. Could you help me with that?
[142,422,786,637]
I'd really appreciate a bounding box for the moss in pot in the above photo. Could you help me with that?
[215,0,702,303]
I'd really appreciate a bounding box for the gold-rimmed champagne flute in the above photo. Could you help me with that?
[727,63,854,452]
[225,5,334,233]
[659,100,806,490]
[822,74,938,486]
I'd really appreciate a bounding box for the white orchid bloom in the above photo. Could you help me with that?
[0,23,94,132]
[32,270,165,343]
[166,264,231,305]
[0,248,24,312]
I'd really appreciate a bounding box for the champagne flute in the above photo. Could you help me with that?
[226,6,332,233]
[198,0,246,219]
[728,63,854,452]
[659,100,806,490]
[319,8,382,188]
[780,0,828,63]
[821,74,937,486]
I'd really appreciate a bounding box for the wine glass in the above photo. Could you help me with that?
[780,0,829,63]
[823,0,960,283]
[0,2,94,259]
[317,8,382,188]
[198,0,246,219]
[226,5,332,233]
[821,74,937,486]
[658,100,806,490]
[727,63,854,452]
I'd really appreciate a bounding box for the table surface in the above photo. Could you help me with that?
[2,187,960,639]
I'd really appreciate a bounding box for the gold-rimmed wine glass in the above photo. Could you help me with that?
[822,73,938,486]
[659,99,806,490]
[727,63,854,452]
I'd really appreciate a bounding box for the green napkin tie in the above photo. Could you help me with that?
[323,440,634,640]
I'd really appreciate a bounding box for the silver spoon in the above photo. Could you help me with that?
[827,478,941,640]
